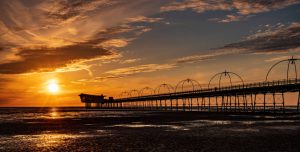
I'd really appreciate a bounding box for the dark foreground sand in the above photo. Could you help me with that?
[0,109,300,152]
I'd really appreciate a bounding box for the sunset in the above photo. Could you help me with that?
[0,0,300,151]
[47,79,60,93]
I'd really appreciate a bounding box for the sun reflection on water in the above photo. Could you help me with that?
[49,108,59,119]
[7,132,108,150]
[35,133,69,148]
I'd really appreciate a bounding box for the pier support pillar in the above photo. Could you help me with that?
[297,91,300,113]
[229,96,232,112]
[281,92,285,113]
[165,99,167,110]
[190,98,193,111]
[254,94,257,112]
[273,93,276,113]
[221,96,224,112]
[170,99,173,111]
[208,97,211,112]
[234,95,237,112]
[243,94,247,112]
[263,93,266,113]
[237,95,240,112]
[176,99,179,111]
[197,98,199,111]
[216,96,218,112]
[160,100,162,110]
[85,103,91,109]
[201,97,205,112]
[183,98,186,111]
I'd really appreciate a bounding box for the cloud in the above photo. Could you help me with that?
[40,0,115,22]
[126,16,163,23]
[232,0,299,15]
[0,43,116,74]
[94,63,177,81]
[161,0,300,22]
[173,22,300,64]
[217,22,300,54]
[161,0,232,13]
[174,51,227,64]
[209,14,249,23]
[0,0,163,74]
[264,55,300,62]
[99,39,129,48]
[120,58,141,64]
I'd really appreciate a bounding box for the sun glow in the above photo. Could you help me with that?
[47,79,60,93]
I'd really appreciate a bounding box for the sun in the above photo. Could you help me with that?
[47,79,60,93]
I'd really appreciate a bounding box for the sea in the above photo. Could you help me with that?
[0,107,299,152]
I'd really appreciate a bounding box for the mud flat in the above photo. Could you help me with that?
[0,108,299,151]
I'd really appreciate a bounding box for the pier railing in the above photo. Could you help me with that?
[115,79,299,102]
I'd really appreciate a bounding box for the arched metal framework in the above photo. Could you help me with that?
[139,87,155,96]
[265,57,299,81]
[119,91,130,98]
[175,78,202,92]
[129,89,139,97]
[208,70,244,88]
[82,57,300,114]
[155,83,175,94]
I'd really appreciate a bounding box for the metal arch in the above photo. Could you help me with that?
[120,91,130,98]
[208,71,244,88]
[139,87,155,96]
[230,72,244,86]
[218,72,232,87]
[129,89,139,97]
[208,73,222,88]
[265,57,299,81]
[155,83,175,94]
[175,78,202,93]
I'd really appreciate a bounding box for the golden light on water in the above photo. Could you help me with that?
[50,111,58,119]
[49,108,59,119]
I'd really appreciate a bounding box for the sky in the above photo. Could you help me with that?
[0,0,300,107]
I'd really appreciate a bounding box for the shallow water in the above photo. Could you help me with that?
[0,107,299,151]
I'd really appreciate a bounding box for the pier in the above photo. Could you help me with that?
[79,57,300,113]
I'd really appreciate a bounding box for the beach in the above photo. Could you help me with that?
[0,108,300,152]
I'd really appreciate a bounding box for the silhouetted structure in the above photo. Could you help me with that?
[79,57,300,113]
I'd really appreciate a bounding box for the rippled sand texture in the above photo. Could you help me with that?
[0,108,299,152]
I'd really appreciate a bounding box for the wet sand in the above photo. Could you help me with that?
[0,108,300,151]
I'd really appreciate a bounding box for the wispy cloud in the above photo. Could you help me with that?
[161,0,300,22]
[209,14,251,23]
[120,58,141,64]
[173,22,300,64]
[217,22,300,54]
[94,63,177,81]
[264,55,300,62]
[125,16,164,23]
[0,0,164,74]
[174,50,234,64]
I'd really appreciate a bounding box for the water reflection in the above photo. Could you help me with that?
[35,133,71,148]
[6,133,79,149]
[0,132,110,150]
[0,108,144,122]
[111,124,190,131]
[50,108,59,119]
[226,128,259,132]
[109,120,234,131]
